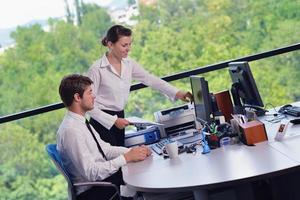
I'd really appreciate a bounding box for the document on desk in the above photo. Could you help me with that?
[126,116,164,126]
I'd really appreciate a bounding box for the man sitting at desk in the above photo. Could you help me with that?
[57,74,151,200]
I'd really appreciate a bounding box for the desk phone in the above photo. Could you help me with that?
[279,105,300,117]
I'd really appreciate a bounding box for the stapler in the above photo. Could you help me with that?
[290,118,300,125]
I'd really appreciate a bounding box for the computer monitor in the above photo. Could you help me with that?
[228,61,266,116]
[190,76,213,125]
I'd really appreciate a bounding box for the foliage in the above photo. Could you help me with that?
[0,0,300,199]
[130,0,300,118]
[0,123,66,199]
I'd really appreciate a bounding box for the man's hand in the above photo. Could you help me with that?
[175,90,193,102]
[140,145,152,156]
[114,118,130,129]
[124,146,152,163]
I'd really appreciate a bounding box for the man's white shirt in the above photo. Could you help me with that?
[57,111,129,195]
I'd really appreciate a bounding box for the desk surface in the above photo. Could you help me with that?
[260,101,300,162]
[123,102,300,194]
[268,135,300,163]
[122,143,298,193]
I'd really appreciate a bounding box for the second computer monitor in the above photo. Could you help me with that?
[229,61,265,115]
[190,76,213,125]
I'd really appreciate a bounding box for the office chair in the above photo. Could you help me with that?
[46,144,122,200]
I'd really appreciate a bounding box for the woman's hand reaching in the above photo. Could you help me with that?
[175,91,193,102]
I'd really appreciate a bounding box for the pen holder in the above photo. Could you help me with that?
[239,120,268,145]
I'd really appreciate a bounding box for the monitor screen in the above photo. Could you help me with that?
[190,76,213,125]
[228,61,265,115]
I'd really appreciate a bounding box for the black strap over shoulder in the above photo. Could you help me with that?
[85,119,108,161]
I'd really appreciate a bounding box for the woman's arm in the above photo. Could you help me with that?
[131,58,192,102]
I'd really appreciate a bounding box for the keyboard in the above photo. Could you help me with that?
[151,129,198,155]
[151,139,183,155]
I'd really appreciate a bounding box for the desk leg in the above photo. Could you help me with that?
[193,189,208,200]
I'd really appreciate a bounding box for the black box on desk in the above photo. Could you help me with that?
[239,120,268,145]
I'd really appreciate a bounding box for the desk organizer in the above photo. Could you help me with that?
[239,120,268,145]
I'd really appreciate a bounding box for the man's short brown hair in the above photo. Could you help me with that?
[59,74,93,107]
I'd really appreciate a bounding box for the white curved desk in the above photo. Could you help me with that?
[261,101,300,163]
[123,102,300,199]
[122,143,298,200]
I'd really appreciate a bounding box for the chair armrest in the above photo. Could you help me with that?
[74,181,117,187]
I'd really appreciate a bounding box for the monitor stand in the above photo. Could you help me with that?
[244,105,268,117]
[233,105,245,115]
[231,86,267,117]
[233,105,267,117]
[231,85,245,115]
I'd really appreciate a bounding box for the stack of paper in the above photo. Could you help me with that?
[125,116,164,126]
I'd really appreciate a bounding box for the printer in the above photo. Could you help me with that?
[154,103,200,138]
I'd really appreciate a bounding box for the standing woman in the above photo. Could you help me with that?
[87,25,192,147]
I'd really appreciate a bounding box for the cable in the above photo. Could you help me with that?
[264,102,279,113]
[262,102,288,123]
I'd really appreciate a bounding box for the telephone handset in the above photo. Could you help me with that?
[278,104,292,113]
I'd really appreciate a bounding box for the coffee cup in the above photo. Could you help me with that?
[162,142,179,159]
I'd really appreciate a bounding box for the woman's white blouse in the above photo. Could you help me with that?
[86,54,179,129]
